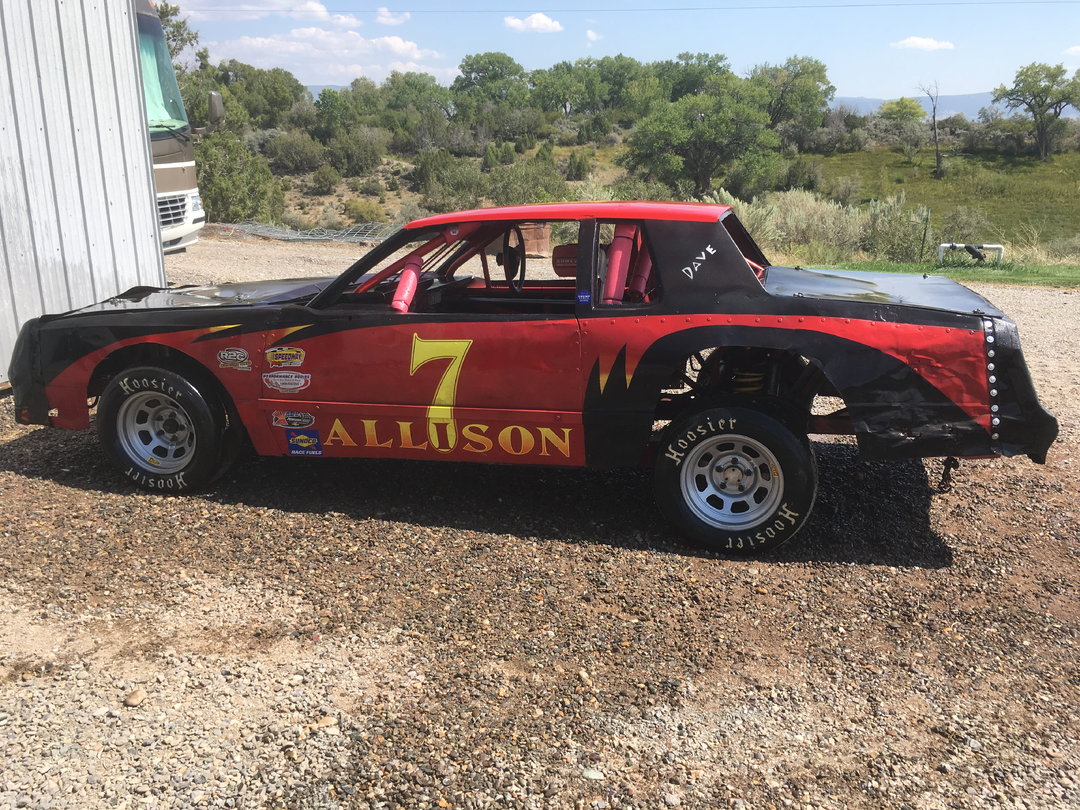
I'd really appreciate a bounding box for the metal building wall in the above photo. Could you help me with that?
[0,0,163,384]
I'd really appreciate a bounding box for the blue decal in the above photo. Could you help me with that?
[576,289,592,305]
[286,429,323,456]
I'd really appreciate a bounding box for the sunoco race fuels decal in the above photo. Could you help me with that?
[286,429,323,456]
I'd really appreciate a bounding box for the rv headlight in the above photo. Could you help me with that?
[190,193,203,213]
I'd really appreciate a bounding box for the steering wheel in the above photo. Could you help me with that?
[499,226,526,293]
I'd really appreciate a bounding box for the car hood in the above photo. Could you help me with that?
[763,266,1004,318]
[61,277,337,314]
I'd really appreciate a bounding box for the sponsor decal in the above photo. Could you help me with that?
[263,371,311,393]
[322,417,573,459]
[266,346,306,367]
[681,243,716,280]
[272,410,316,428]
[576,289,592,305]
[286,429,323,456]
[217,347,251,371]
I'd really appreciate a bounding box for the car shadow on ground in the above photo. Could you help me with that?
[0,428,951,569]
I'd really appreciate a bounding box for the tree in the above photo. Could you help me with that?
[622,74,777,196]
[748,56,835,150]
[314,89,351,142]
[993,62,1080,159]
[919,82,944,178]
[652,52,731,101]
[155,2,198,64]
[878,97,925,124]
[194,132,283,223]
[452,52,529,105]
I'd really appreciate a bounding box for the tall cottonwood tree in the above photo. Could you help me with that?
[993,62,1080,159]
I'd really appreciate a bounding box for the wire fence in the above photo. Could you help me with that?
[218,221,399,244]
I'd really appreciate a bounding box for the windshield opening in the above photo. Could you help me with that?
[137,13,189,135]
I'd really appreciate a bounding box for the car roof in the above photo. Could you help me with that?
[405,201,733,229]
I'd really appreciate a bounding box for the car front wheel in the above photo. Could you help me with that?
[97,365,232,492]
[654,405,816,555]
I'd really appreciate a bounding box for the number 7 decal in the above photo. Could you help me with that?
[410,334,473,452]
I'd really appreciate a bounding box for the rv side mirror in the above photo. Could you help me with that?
[207,91,224,131]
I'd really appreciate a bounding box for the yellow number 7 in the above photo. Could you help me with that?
[410,334,473,452]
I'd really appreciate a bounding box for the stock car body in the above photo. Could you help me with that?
[9,202,1058,553]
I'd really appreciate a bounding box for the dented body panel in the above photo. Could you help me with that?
[8,202,1057,479]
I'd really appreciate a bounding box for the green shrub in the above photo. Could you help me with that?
[309,164,341,195]
[264,130,325,173]
[343,198,388,223]
[489,159,567,207]
[327,129,385,176]
[193,131,283,223]
[830,175,861,207]
[566,150,590,181]
[941,206,993,243]
[281,210,315,230]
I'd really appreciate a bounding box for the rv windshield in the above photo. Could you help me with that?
[137,13,189,134]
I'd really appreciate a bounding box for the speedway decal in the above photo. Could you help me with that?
[265,346,306,367]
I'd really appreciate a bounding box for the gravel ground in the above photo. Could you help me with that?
[0,232,1077,809]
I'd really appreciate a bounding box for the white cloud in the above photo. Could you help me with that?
[1065,45,1080,56]
[586,29,602,42]
[890,36,955,51]
[189,2,359,26]
[376,8,411,26]
[503,13,564,33]
[209,28,442,84]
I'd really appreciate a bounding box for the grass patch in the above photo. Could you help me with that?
[816,148,1080,243]
[824,260,1080,288]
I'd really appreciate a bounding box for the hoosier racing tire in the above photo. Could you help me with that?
[98,366,231,492]
[654,405,817,555]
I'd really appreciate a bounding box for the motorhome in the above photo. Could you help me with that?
[135,0,221,252]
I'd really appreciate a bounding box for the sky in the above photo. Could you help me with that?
[180,0,1080,99]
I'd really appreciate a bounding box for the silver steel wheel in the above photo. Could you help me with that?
[679,433,784,530]
[116,391,197,474]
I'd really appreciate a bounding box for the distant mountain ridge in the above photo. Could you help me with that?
[835,92,1079,119]
[834,92,998,119]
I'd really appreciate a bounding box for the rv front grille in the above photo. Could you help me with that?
[158,194,188,229]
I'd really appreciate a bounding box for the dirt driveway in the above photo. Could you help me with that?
[0,233,1076,809]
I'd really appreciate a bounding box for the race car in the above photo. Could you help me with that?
[8,201,1058,554]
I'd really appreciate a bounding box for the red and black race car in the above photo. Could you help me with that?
[8,202,1058,554]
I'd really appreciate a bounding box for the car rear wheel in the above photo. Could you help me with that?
[98,366,234,491]
[654,405,816,555]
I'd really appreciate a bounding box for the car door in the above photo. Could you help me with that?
[253,226,587,467]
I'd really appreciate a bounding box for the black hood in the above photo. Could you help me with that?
[57,277,337,316]
[764,266,1005,318]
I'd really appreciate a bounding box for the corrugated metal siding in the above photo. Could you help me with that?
[0,0,163,384]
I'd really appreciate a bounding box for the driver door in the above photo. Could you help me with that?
[254,220,589,466]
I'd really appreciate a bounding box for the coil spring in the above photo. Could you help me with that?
[732,370,766,394]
